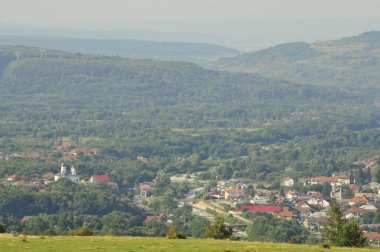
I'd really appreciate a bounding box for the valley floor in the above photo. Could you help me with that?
[0,234,376,252]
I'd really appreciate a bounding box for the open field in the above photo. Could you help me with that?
[0,234,377,252]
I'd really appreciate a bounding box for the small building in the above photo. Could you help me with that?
[235,182,248,190]
[137,156,150,164]
[344,207,365,219]
[210,190,221,199]
[275,207,294,219]
[360,204,378,212]
[310,176,339,186]
[355,192,375,199]
[145,213,172,223]
[54,163,80,183]
[348,197,369,206]
[286,191,299,200]
[139,182,153,198]
[224,188,245,200]
[250,195,270,205]
[348,184,360,192]
[90,175,110,183]
[306,198,330,208]
[282,177,294,187]
[363,232,380,243]
[7,173,21,182]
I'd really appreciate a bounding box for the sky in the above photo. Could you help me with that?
[1,0,380,50]
[1,0,379,27]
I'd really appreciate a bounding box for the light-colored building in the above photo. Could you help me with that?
[54,163,80,183]
[224,188,245,200]
[139,182,153,198]
[282,177,294,187]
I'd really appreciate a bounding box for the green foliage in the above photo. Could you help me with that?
[0,223,6,233]
[1,36,380,238]
[210,31,380,88]
[166,225,186,239]
[246,215,307,243]
[323,204,366,247]
[73,227,93,236]
[204,215,232,240]
[142,220,167,237]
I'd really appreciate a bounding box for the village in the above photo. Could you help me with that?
[136,156,380,243]
[2,141,380,243]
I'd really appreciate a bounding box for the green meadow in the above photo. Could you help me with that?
[0,235,377,252]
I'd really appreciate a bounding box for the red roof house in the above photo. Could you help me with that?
[145,214,171,222]
[90,175,110,183]
[231,205,282,214]
[364,232,380,241]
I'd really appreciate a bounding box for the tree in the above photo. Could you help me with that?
[341,219,366,247]
[204,215,232,239]
[323,204,366,247]
[0,223,6,233]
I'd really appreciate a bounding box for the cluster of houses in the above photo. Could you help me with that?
[58,141,98,161]
[0,163,116,189]
[205,172,380,233]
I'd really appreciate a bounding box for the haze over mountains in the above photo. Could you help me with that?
[0,35,238,65]
[208,31,380,88]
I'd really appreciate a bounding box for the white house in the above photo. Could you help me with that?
[283,177,294,187]
[360,205,378,212]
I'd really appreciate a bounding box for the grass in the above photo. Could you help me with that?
[0,234,377,252]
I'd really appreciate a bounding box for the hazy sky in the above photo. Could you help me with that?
[1,0,380,28]
[1,0,379,50]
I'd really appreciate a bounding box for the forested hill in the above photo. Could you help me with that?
[0,35,239,65]
[1,44,380,183]
[0,44,365,126]
[208,31,380,88]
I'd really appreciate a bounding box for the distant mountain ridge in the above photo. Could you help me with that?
[208,31,380,87]
[0,35,239,65]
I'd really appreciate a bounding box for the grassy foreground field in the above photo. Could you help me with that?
[0,234,377,252]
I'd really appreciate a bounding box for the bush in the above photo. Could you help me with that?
[204,215,232,240]
[73,227,93,236]
[166,225,186,239]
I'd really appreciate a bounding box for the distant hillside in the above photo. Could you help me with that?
[208,31,380,87]
[0,44,359,111]
[0,36,239,65]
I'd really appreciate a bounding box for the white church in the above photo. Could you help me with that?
[54,163,80,183]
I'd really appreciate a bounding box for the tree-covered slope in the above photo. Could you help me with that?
[1,45,380,183]
[208,31,380,87]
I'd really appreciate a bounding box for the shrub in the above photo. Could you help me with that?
[74,227,93,236]
[166,225,186,239]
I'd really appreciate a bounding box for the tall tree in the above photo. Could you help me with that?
[204,215,232,240]
[323,204,366,247]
